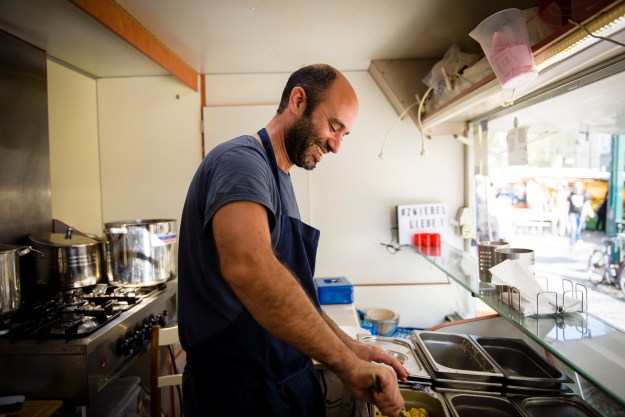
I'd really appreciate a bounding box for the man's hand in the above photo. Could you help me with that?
[349,342,409,383]
[337,360,404,417]
[319,313,409,383]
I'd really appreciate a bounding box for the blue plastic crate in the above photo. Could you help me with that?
[314,277,353,305]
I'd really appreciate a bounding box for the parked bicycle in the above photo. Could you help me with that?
[587,222,625,294]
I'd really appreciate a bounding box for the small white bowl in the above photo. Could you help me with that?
[365,308,399,336]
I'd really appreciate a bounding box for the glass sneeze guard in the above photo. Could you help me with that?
[417,242,625,409]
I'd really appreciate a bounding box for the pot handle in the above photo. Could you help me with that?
[18,246,32,256]
[104,227,128,235]
[23,245,45,258]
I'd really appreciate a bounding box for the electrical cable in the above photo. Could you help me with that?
[379,227,410,254]
[416,85,434,156]
[378,78,471,158]
[378,100,421,159]
[379,241,404,254]
[377,85,433,159]
[569,19,625,48]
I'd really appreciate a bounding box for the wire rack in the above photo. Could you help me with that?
[497,277,588,317]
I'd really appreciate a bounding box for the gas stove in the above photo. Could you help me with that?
[0,280,178,405]
[1,284,158,338]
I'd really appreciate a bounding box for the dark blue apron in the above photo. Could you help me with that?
[182,128,325,417]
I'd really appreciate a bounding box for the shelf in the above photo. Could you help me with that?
[423,1,625,135]
[416,243,625,409]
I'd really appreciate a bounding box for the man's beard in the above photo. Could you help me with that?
[284,115,325,171]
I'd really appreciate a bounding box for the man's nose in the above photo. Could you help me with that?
[327,136,342,153]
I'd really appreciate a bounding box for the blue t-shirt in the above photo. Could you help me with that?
[178,135,299,351]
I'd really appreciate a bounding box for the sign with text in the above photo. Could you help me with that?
[397,203,448,245]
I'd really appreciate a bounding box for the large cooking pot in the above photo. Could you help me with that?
[85,233,113,284]
[104,219,177,287]
[0,244,30,320]
[29,229,101,288]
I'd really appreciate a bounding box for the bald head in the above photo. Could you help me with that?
[277,64,350,116]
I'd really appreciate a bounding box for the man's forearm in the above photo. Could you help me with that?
[322,311,359,349]
[226,250,359,375]
[213,201,360,375]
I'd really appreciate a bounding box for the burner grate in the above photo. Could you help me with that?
[0,283,163,339]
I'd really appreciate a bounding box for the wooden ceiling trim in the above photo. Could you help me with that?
[70,0,198,91]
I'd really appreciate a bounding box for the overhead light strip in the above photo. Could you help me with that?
[535,2,625,72]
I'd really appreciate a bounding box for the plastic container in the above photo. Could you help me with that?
[314,277,353,305]
[469,8,537,89]
[413,233,441,247]
[86,377,142,417]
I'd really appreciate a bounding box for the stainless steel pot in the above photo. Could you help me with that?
[0,244,30,319]
[85,233,113,284]
[104,219,177,287]
[29,229,101,288]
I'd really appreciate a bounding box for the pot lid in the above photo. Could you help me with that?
[0,243,18,253]
[104,218,176,227]
[29,231,98,247]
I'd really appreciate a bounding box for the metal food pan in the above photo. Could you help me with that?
[509,395,603,417]
[411,340,502,392]
[370,387,451,417]
[505,383,573,396]
[412,331,504,382]
[443,392,525,417]
[471,336,573,388]
[358,334,431,382]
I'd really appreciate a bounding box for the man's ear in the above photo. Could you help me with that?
[288,86,307,116]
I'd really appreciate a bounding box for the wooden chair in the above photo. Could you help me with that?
[151,324,183,417]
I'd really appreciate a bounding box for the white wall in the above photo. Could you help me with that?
[47,60,102,235]
[204,70,467,327]
[47,65,467,327]
[96,76,202,229]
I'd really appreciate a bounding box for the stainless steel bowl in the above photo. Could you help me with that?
[365,308,398,336]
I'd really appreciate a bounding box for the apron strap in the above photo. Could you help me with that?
[258,128,287,213]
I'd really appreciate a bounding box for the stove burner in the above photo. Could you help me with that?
[0,283,163,339]
[49,315,98,336]
[62,288,87,307]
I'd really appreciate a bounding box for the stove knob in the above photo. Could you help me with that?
[133,327,145,346]
[158,310,168,326]
[135,330,143,347]
[120,335,135,356]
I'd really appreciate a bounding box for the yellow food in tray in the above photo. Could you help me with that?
[375,406,429,417]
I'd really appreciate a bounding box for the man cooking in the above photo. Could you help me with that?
[178,64,407,417]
